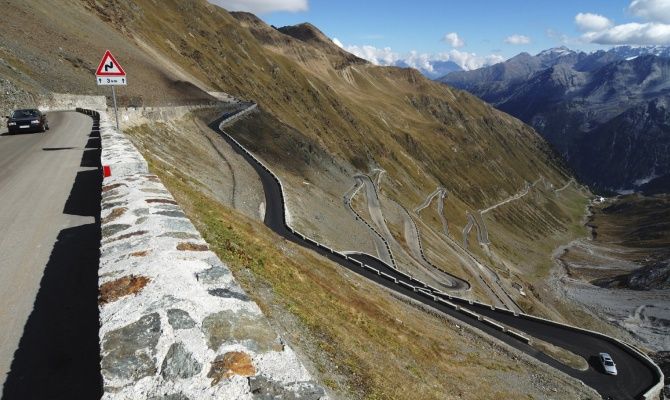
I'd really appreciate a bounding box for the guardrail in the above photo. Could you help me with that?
[76,107,99,117]
[215,105,665,400]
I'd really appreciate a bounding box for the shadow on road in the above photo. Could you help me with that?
[2,119,103,400]
[43,147,76,151]
[80,148,102,169]
[588,355,603,374]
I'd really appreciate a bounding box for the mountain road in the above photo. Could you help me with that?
[211,114,660,400]
[0,111,102,399]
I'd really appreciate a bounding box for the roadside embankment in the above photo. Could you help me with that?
[79,107,326,400]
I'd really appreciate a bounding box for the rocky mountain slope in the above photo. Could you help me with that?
[441,46,670,193]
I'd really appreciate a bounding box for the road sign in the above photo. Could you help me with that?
[97,76,126,85]
[95,50,127,86]
[95,50,127,130]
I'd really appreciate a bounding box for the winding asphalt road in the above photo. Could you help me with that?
[211,114,660,400]
[0,111,102,399]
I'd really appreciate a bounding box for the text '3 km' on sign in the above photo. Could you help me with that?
[96,50,127,85]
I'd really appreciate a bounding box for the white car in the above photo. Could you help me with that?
[599,352,618,375]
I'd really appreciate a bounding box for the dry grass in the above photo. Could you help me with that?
[532,340,589,371]
[588,194,670,260]
[557,194,670,286]
[3,0,595,319]
[124,142,595,399]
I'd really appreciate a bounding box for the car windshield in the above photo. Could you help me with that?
[604,361,614,366]
[11,110,39,118]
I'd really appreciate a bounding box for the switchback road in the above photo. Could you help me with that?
[212,114,660,400]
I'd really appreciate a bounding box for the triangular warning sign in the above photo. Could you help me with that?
[96,50,126,76]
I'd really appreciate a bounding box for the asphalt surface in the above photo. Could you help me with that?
[0,111,102,399]
[212,116,659,400]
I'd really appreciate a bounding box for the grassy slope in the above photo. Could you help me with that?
[562,194,670,280]
[0,0,216,108]
[72,0,594,317]
[87,0,570,200]
[126,118,595,400]
[590,195,670,256]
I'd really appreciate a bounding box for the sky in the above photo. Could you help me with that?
[209,0,670,71]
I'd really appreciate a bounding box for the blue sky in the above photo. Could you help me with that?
[210,0,670,70]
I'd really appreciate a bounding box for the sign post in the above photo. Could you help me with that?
[95,50,127,130]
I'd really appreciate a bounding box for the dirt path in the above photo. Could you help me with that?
[396,201,469,291]
[356,175,472,291]
[343,178,394,266]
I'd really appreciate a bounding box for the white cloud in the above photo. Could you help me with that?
[341,41,502,71]
[443,32,465,48]
[577,0,670,45]
[404,51,437,72]
[332,37,344,48]
[575,12,613,32]
[446,50,505,70]
[583,22,670,44]
[575,0,670,46]
[504,34,531,45]
[630,0,670,23]
[344,44,401,66]
[208,0,308,14]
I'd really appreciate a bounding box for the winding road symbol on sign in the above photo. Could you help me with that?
[95,50,126,77]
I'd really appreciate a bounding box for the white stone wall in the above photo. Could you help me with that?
[94,110,326,400]
[117,105,212,129]
[40,93,107,112]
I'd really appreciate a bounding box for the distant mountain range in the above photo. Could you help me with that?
[440,46,670,193]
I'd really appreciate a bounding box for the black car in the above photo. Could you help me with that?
[5,109,49,134]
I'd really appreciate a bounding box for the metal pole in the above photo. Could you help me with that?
[111,85,119,130]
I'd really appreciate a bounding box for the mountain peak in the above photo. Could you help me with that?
[537,46,575,58]
[278,23,330,45]
[230,11,268,30]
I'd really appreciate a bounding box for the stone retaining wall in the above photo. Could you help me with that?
[117,105,216,129]
[41,93,107,112]
[84,108,326,400]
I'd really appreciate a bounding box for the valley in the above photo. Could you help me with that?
[556,195,670,352]
[441,47,670,193]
